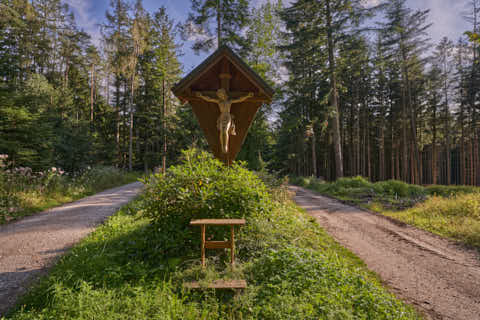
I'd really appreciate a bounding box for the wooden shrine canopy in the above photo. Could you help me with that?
[172,45,274,164]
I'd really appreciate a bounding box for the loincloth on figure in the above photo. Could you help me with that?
[217,112,236,135]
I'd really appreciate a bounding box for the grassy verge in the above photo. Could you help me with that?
[4,153,420,320]
[1,166,141,224]
[292,176,480,250]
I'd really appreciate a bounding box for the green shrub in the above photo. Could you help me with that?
[141,149,273,257]
[373,180,425,198]
[335,176,372,189]
[426,185,479,197]
[312,176,374,197]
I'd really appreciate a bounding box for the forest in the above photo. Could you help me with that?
[1,0,480,186]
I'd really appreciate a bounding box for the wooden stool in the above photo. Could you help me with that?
[184,219,247,290]
[190,219,246,267]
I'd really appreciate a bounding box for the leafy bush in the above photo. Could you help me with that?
[336,176,372,189]
[141,149,273,257]
[374,180,425,198]
[425,185,479,197]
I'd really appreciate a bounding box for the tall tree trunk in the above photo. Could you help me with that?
[444,76,451,185]
[90,63,95,125]
[162,78,167,174]
[401,86,408,182]
[432,98,438,185]
[129,74,134,171]
[460,101,466,185]
[312,126,317,177]
[379,107,385,181]
[325,0,343,179]
[115,78,121,166]
[350,99,355,176]
[470,137,474,185]
[217,0,221,46]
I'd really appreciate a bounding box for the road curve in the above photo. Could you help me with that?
[0,182,143,316]
[290,185,480,320]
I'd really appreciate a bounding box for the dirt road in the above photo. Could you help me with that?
[0,182,143,316]
[290,185,480,320]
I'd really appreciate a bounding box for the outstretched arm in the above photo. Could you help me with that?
[195,92,219,103]
[230,92,254,104]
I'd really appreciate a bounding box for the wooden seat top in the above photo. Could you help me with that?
[190,219,246,226]
[183,279,247,289]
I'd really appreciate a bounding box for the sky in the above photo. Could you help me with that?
[65,0,473,75]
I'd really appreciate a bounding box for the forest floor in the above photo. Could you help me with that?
[0,182,143,316]
[290,185,480,320]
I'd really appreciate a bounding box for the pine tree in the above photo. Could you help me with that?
[182,0,250,53]
[380,0,431,184]
[103,0,131,167]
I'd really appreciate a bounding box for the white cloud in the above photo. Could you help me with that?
[408,0,470,44]
[64,0,102,46]
[362,0,381,7]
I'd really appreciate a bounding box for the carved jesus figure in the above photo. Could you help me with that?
[196,88,254,154]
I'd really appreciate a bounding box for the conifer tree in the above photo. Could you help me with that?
[182,0,250,53]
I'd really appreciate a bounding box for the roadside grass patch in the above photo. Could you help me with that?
[5,153,420,319]
[293,176,480,250]
[383,194,480,249]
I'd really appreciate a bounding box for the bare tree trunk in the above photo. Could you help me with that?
[396,146,400,180]
[444,77,451,185]
[470,138,474,185]
[460,102,466,185]
[115,78,121,166]
[379,114,385,181]
[90,63,95,124]
[401,86,408,182]
[217,0,221,46]
[325,0,343,179]
[475,129,479,185]
[432,99,438,185]
[162,78,167,174]
[312,126,317,177]
[350,101,355,176]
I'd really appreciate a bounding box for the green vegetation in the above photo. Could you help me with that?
[0,165,140,224]
[4,151,420,320]
[383,194,480,249]
[294,176,480,249]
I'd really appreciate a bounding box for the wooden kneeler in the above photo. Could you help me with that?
[183,219,247,290]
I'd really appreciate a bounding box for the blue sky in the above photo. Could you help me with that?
[65,0,473,75]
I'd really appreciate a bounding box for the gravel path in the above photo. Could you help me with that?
[290,185,480,320]
[0,182,143,316]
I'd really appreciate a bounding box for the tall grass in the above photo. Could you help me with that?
[384,193,480,249]
[4,151,421,319]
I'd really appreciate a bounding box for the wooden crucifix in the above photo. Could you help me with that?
[172,45,274,165]
[193,60,254,155]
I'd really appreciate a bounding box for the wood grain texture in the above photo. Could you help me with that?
[190,219,246,225]
[183,279,247,289]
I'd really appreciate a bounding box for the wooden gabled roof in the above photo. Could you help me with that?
[172,45,274,99]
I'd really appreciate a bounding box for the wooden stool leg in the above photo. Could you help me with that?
[201,224,206,267]
[230,225,235,267]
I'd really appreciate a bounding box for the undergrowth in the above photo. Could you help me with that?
[4,151,421,319]
[0,166,141,224]
[293,176,480,250]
